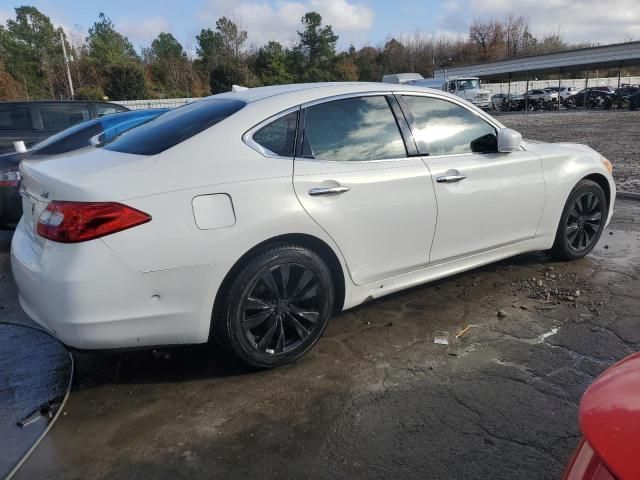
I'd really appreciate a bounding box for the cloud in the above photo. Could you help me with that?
[0,8,12,25]
[199,0,374,46]
[118,16,170,46]
[439,0,640,44]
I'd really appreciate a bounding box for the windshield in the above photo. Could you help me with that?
[456,79,480,90]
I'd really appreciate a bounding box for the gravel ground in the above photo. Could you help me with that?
[498,109,640,192]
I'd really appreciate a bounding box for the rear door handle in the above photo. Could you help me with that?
[436,175,466,183]
[308,186,351,196]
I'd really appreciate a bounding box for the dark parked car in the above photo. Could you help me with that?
[0,108,168,229]
[569,88,614,108]
[630,90,640,110]
[0,100,129,154]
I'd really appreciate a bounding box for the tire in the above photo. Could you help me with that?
[215,244,335,368]
[550,180,608,261]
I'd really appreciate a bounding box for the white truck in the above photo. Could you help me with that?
[382,73,493,110]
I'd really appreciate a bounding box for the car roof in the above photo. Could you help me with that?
[210,82,458,104]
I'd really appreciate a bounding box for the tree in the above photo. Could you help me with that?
[469,19,504,60]
[86,13,137,66]
[196,17,249,93]
[144,32,192,96]
[253,41,294,85]
[292,12,338,82]
[1,6,68,98]
[104,63,145,100]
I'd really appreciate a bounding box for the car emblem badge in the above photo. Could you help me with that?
[41,191,49,199]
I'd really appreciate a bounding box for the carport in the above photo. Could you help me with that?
[434,41,640,108]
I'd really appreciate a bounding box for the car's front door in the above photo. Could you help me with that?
[398,94,546,264]
[293,94,437,286]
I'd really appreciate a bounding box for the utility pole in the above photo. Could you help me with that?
[60,30,74,99]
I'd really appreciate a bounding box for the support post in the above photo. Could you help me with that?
[525,71,529,112]
[558,71,562,109]
[584,71,589,108]
[60,30,74,99]
[617,65,622,90]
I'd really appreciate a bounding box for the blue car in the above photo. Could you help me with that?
[0,108,168,229]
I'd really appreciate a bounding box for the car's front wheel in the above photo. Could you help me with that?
[550,180,607,261]
[216,244,334,368]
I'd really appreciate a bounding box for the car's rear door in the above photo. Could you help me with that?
[398,93,545,264]
[292,93,437,286]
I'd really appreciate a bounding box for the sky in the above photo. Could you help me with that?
[1,0,639,53]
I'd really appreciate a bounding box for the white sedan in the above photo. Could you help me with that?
[11,82,615,367]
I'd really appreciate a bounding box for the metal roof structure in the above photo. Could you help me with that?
[434,41,640,81]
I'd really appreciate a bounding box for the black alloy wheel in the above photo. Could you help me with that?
[241,263,323,355]
[551,179,607,261]
[565,191,603,252]
[216,244,334,368]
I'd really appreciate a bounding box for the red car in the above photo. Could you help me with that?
[563,353,640,480]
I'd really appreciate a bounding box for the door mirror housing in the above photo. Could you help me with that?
[497,128,523,153]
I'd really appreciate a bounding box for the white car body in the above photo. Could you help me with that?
[11,82,615,351]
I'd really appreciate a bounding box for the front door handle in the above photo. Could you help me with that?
[308,186,351,196]
[436,174,466,183]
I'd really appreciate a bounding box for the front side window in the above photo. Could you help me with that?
[303,96,406,162]
[39,104,91,130]
[402,95,497,156]
[252,111,297,157]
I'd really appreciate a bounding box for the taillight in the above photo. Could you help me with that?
[563,439,617,480]
[37,201,151,243]
[0,167,20,187]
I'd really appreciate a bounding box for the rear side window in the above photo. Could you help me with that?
[402,95,497,155]
[303,96,406,162]
[0,105,32,130]
[252,111,298,157]
[103,99,245,155]
[39,104,91,130]
[95,103,128,117]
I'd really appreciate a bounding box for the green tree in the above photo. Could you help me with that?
[253,41,294,85]
[104,63,145,100]
[144,32,192,96]
[86,13,137,65]
[1,6,68,98]
[196,17,249,93]
[292,12,338,82]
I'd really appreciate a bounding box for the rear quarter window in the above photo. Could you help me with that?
[103,99,245,155]
[39,104,91,130]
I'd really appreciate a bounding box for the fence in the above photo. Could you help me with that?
[483,76,640,94]
[110,97,200,110]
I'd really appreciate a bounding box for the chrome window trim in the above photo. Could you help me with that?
[242,106,300,159]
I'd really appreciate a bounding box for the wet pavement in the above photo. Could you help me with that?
[1,200,639,480]
[0,234,72,479]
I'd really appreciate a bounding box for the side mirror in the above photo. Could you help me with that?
[497,128,522,153]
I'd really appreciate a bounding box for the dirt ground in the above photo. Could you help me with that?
[498,109,640,193]
[1,195,638,479]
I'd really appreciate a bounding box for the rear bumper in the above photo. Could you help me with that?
[11,220,231,349]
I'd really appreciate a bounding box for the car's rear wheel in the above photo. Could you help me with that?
[550,180,607,261]
[216,244,334,368]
